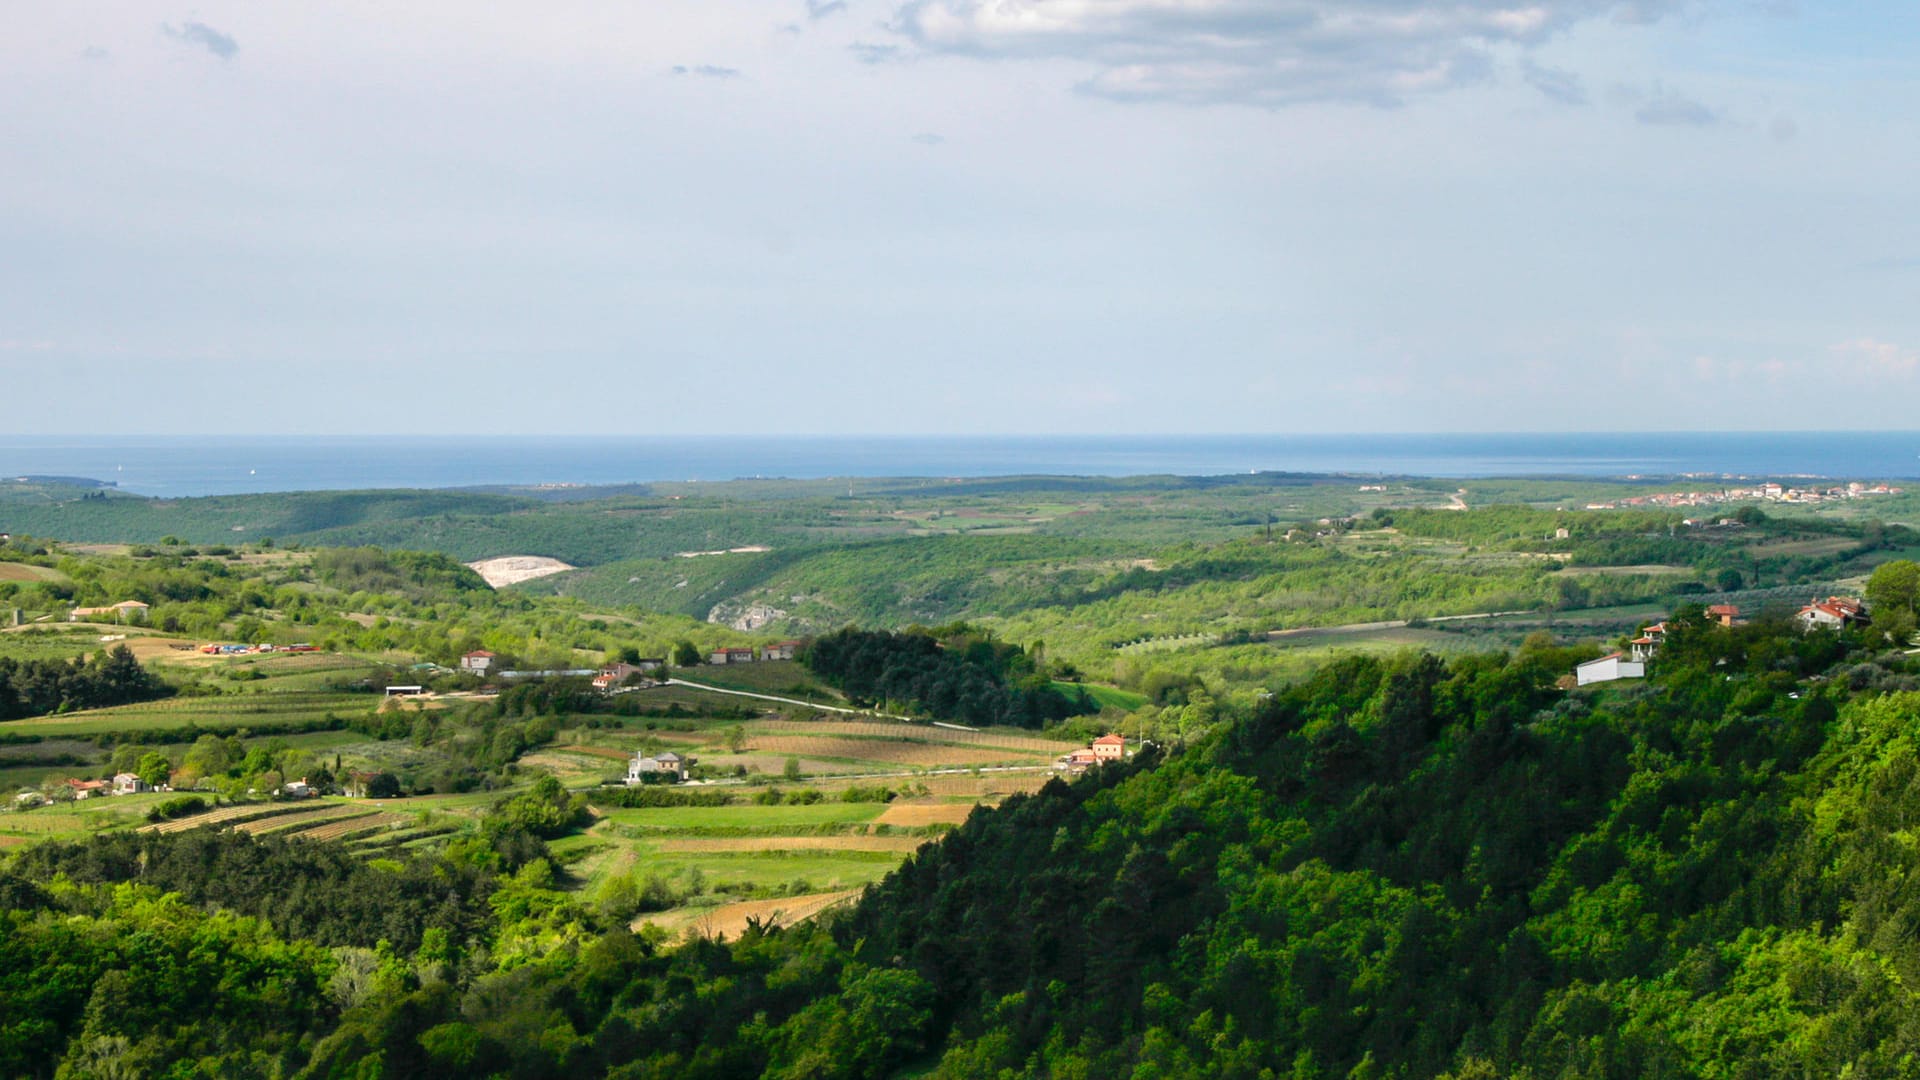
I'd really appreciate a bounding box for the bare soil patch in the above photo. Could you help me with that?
[745,736,1023,768]
[876,802,978,827]
[639,889,861,941]
[467,556,576,588]
[751,719,1074,755]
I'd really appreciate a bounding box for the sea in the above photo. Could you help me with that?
[2,433,1918,498]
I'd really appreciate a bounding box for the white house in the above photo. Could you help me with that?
[627,750,689,783]
[112,772,150,795]
[459,650,497,674]
[1576,653,1645,686]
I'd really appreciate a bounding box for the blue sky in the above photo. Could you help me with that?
[2,2,1915,435]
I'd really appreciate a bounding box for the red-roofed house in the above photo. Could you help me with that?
[1092,733,1126,763]
[1798,596,1867,631]
[1054,748,1101,774]
[460,650,497,674]
[709,647,757,665]
[1706,605,1741,627]
[761,641,803,661]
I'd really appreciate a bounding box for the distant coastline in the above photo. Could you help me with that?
[3,433,1918,498]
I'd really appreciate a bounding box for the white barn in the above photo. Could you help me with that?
[1576,653,1645,686]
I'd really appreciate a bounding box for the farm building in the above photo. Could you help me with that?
[459,650,497,673]
[69,600,149,623]
[598,661,661,687]
[761,641,803,661]
[112,772,150,795]
[709,647,757,665]
[628,750,689,783]
[1054,749,1101,774]
[1576,653,1645,686]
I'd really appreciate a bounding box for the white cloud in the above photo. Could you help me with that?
[887,0,1676,107]
[1830,338,1920,379]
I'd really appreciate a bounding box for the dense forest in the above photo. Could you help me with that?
[7,605,1920,1075]
[802,624,1096,729]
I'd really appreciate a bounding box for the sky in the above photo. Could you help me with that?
[2,1,1916,435]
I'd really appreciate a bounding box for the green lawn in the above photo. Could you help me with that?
[601,802,887,833]
[635,849,900,894]
[1054,682,1147,710]
[0,628,139,662]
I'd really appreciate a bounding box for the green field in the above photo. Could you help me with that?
[5,691,370,738]
[1054,681,1148,710]
[600,802,888,834]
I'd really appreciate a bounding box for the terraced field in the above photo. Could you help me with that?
[142,802,320,834]
[300,811,411,842]
[236,805,380,836]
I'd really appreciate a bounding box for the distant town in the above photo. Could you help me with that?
[1582,480,1901,511]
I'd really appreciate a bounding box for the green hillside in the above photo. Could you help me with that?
[7,595,1920,1075]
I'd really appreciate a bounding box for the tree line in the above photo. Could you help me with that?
[0,645,170,721]
[802,624,1095,729]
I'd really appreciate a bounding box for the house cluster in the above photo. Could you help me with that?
[16,771,157,808]
[1577,596,1867,687]
[1581,481,1900,512]
[708,641,802,665]
[593,659,664,691]
[627,749,690,784]
[1054,733,1126,774]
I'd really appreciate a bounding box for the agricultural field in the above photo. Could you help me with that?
[559,763,1057,940]
[558,707,1079,783]
[5,691,371,739]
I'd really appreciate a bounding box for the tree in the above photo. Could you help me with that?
[136,751,172,789]
[672,639,703,667]
[1867,559,1919,618]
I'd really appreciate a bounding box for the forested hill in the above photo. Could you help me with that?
[8,609,1920,1076]
[833,613,1913,1077]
